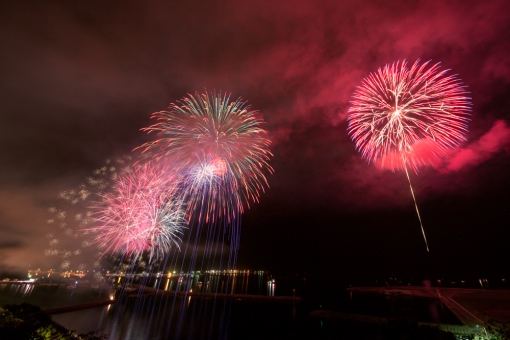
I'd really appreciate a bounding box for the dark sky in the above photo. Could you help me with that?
[0,0,509,280]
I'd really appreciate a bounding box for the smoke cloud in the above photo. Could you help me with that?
[440,120,510,172]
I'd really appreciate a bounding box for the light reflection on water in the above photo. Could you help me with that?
[7,282,34,298]
[0,282,112,309]
[52,295,300,339]
[112,270,270,296]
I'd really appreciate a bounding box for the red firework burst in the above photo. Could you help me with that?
[347,60,471,172]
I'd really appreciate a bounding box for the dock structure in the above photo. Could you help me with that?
[439,294,485,327]
[0,281,66,287]
[42,300,115,315]
[344,286,507,338]
[128,285,302,303]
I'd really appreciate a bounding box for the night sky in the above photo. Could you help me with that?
[1,0,509,280]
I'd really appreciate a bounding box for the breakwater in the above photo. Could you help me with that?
[42,299,115,315]
[123,286,302,303]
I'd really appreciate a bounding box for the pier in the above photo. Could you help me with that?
[0,281,66,287]
[439,294,484,327]
[42,300,115,315]
[345,286,510,337]
[124,285,302,303]
[347,286,510,326]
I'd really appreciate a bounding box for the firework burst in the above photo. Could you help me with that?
[138,91,273,222]
[347,60,472,252]
[348,60,471,172]
[88,163,186,262]
[45,156,133,272]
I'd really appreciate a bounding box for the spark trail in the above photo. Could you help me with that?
[403,160,429,252]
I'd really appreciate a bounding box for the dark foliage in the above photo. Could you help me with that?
[378,317,456,340]
[0,302,108,339]
[0,302,51,339]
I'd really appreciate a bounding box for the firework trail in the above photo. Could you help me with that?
[87,163,186,263]
[137,91,273,274]
[348,60,471,251]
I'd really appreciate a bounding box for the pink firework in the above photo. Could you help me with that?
[88,163,186,261]
[347,60,472,252]
[347,60,471,172]
[137,91,273,223]
[183,154,241,224]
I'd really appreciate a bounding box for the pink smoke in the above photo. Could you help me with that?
[441,120,510,172]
